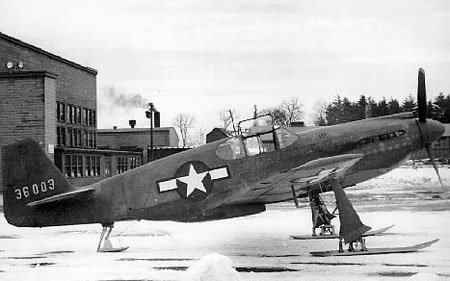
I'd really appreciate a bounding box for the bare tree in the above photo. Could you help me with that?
[218,109,238,130]
[192,126,206,147]
[261,97,304,126]
[173,113,195,147]
[311,99,328,126]
[280,97,304,126]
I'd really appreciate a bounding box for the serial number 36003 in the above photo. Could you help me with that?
[15,179,55,200]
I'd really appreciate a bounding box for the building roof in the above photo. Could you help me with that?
[0,31,97,75]
[207,127,231,136]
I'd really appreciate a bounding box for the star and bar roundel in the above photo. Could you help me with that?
[157,161,229,200]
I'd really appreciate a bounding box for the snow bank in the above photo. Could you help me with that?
[182,253,243,281]
[356,166,450,190]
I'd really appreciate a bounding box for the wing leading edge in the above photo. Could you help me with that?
[255,154,364,202]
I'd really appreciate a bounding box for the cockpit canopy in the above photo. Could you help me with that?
[216,126,298,160]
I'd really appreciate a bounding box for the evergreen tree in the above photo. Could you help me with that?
[388,98,401,114]
[433,93,450,123]
[367,96,377,117]
[377,97,389,116]
[317,92,450,126]
[402,94,416,112]
[426,100,434,119]
[358,95,367,119]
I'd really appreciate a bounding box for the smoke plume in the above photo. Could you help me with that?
[105,86,149,109]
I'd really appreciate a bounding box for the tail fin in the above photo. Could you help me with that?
[2,138,75,226]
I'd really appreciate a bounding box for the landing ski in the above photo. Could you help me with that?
[98,246,129,253]
[310,238,438,257]
[291,224,394,240]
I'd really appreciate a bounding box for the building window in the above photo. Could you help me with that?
[83,109,96,127]
[92,110,96,127]
[57,102,65,122]
[58,104,94,127]
[57,126,66,146]
[117,156,128,174]
[64,155,83,178]
[67,105,72,124]
[105,157,112,178]
[67,128,73,147]
[91,131,96,147]
[75,107,82,125]
[67,128,82,147]
[77,129,82,147]
[83,109,88,126]
[83,130,88,147]
[130,156,140,169]
[86,110,91,126]
[86,156,101,177]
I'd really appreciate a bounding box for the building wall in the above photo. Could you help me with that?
[97,128,180,163]
[97,129,175,148]
[0,32,99,190]
[44,74,57,156]
[0,32,97,108]
[0,71,57,190]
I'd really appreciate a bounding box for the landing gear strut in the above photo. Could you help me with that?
[309,192,336,236]
[331,179,371,252]
[97,223,129,252]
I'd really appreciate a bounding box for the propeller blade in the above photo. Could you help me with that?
[425,144,444,188]
[417,68,427,123]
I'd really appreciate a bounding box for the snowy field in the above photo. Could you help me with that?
[1,166,450,281]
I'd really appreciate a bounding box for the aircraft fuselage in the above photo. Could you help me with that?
[19,112,443,227]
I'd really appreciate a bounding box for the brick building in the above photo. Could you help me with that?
[0,32,141,190]
[97,126,180,163]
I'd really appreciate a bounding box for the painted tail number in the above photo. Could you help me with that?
[15,179,55,200]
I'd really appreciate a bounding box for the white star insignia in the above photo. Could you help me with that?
[158,164,229,198]
[177,164,208,197]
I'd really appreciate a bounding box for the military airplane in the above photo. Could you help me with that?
[2,68,446,252]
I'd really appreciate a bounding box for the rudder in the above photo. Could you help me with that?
[2,138,74,226]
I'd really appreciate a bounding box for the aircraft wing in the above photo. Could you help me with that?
[253,153,364,203]
[26,188,95,207]
[199,154,363,213]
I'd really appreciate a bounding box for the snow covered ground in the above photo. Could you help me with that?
[1,166,450,281]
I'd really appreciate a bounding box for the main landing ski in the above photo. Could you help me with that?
[310,239,439,257]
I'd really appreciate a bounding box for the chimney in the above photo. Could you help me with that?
[154,111,160,128]
[129,119,136,128]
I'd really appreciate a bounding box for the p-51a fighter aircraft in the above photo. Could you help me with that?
[2,69,445,253]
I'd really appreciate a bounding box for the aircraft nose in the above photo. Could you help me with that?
[423,119,445,145]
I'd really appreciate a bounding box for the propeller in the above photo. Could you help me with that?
[417,68,445,188]
[417,68,427,123]
[426,144,444,187]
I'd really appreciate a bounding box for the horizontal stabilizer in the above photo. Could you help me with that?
[26,188,95,207]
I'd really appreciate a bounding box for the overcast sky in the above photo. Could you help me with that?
[1,0,450,140]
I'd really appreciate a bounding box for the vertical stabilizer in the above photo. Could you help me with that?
[2,138,74,226]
